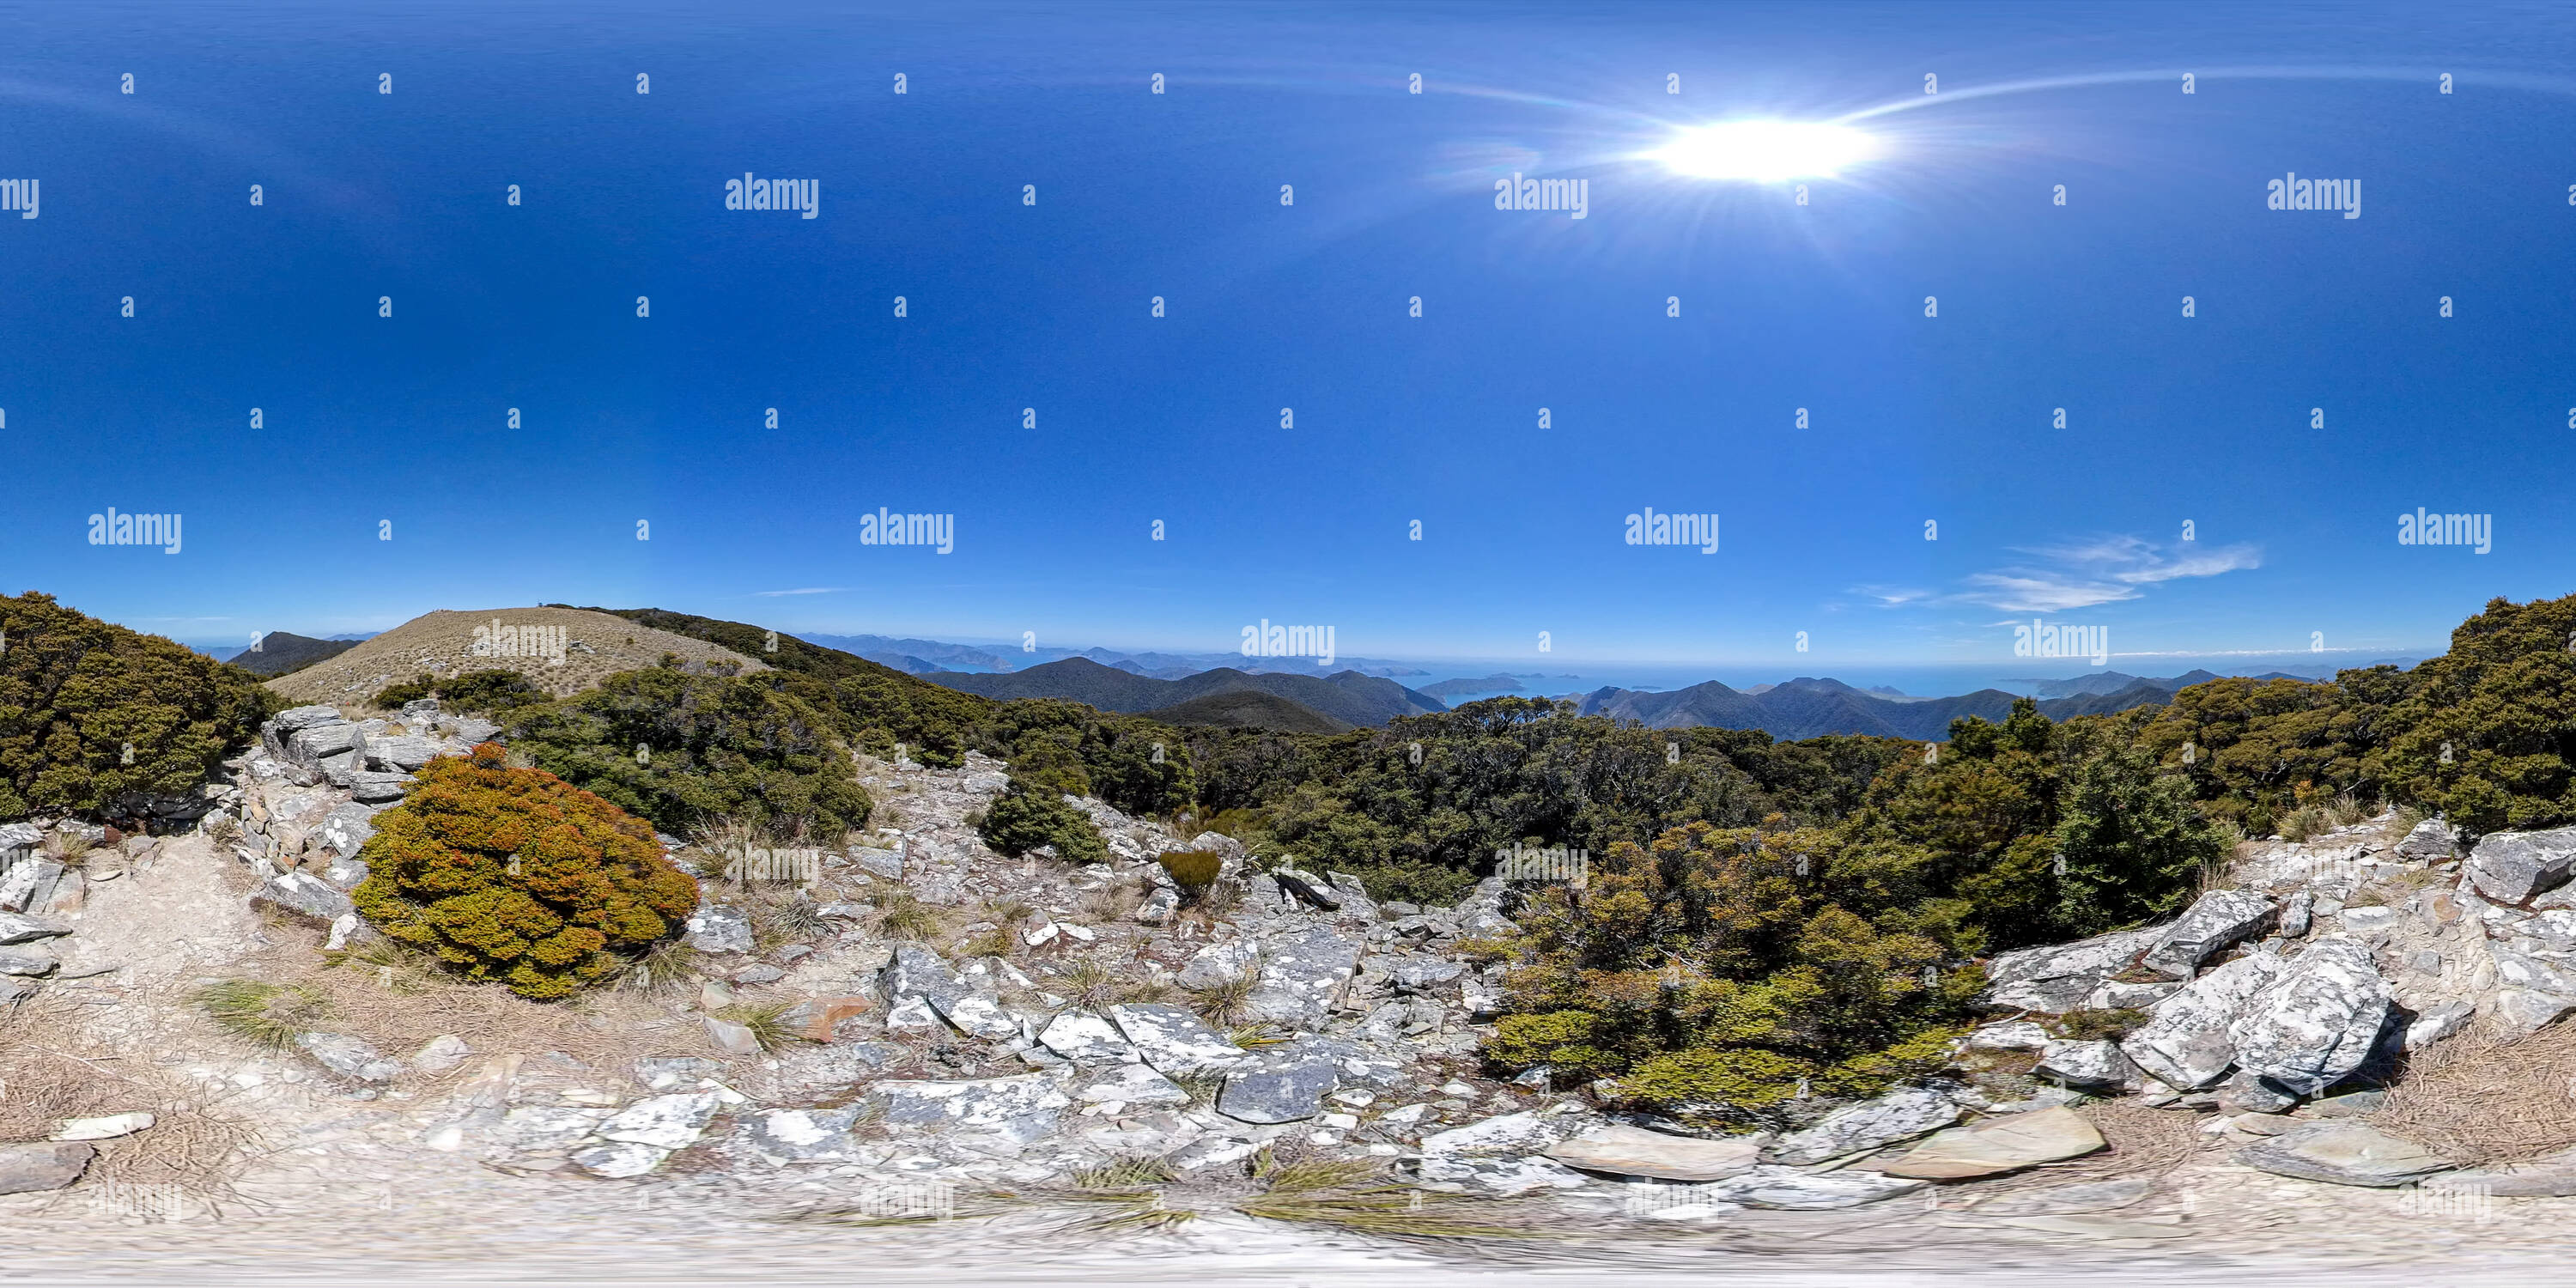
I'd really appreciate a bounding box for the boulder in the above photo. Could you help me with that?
[2119,950,2290,1090]
[0,1141,97,1194]
[2279,890,2315,938]
[1108,1002,1252,1077]
[2234,1121,2453,1188]
[314,803,380,860]
[703,1018,761,1056]
[686,906,755,954]
[252,871,357,927]
[592,1091,723,1151]
[851,847,903,880]
[2035,1039,2138,1091]
[1216,1040,1340,1124]
[1980,926,2166,1012]
[1546,1124,1765,1182]
[1133,888,1180,926]
[2142,889,2276,978]
[2464,827,2576,905]
[2226,936,2391,1096]
[343,771,415,804]
[0,857,65,914]
[1767,1085,1959,1165]
[1177,939,1261,990]
[2402,1000,2475,1050]
[2396,818,2459,863]
[366,735,447,772]
[1877,1105,2105,1180]
[0,947,57,976]
[1963,1021,2051,1052]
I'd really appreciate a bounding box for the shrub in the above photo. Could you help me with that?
[0,591,275,821]
[977,778,1107,864]
[505,668,872,840]
[351,744,701,999]
[1157,849,1223,899]
[373,668,549,716]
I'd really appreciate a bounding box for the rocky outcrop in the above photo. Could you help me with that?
[2464,826,2576,905]
[2141,889,2276,978]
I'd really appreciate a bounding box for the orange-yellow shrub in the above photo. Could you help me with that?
[352,744,699,999]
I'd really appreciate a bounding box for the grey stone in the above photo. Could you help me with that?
[2464,826,2576,905]
[593,1091,722,1150]
[1036,1012,1138,1066]
[2227,936,2391,1097]
[344,771,415,803]
[2235,1121,2454,1188]
[2036,1039,2137,1091]
[1074,1061,1191,1108]
[2280,890,2315,938]
[2397,818,2459,862]
[0,1141,97,1194]
[1980,925,2166,1012]
[570,1139,674,1178]
[1419,1110,1583,1157]
[1217,1041,1340,1124]
[251,871,357,927]
[731,963,783,985]
[2215,1069,2300,1114]
[367,735,447,772]
[412,1035,471,1074]
[0,911,71,945]
[1878,1105,2106,1180]
[851,847,903,880]
[1767,1085,1959,1165]
[1133,887,1180,926]
[2490,987,2576,1036]
[1412,1154,1592,1197]
[868,1073,1071,1150]
[2142,889,2276,978]
[1242,925,1361,1027]
[703,1018,761,1056]
[1546,1124,1765,1182]
[0,947,58,976]
[735,1106,866,1165]
[2428,1145,2576,1198]
[2085,977,2180,1010]
[314,803,379,860]
[2404,999,2476,1050]
[492,1105,612,1152]
[286,720,363,767]
[0,857,65,914]
[1108,1002,1252,1077]
[1177,938,1261,990]
[1697,1165,1929,1210]
[297,1031,403,1082]
[2119,950,2290,1090]
[1964,1021,2052,1052]
[1393,959,1467,993]
[270,705,346,733]
[2338,905,2403,934]
[686,905,755,954]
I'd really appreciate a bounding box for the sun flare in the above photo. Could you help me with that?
[1649,120,1880,182]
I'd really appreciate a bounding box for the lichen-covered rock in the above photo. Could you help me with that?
[1980,926,2166,1012]
[2464,827,2576,905]
[2226,936,2391,1096]
[1766,1085,1958,1165]
[1108,1002,1252,1077]
[2141,889,2275,978]
[2119,950,2289,1090]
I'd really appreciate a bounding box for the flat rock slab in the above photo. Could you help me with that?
[1879,1105,2105,1180]
[1242,926,1362,1028]
[1701,1165,1929,1210]
[2429,1145,2576,1198]
[0,911,72,945]
[2226,936,2391,1096]
[592,1091,722,1151]
[1074,1061,1191,1108]
[1981,925,2167,1013]
[1108,1002,1251,1077]
[2142,889,2276,978]
[735,1107,866,1165]
[686,906,756,954]
[1546,1124,1764,1182]
[1218,1041,1340,1124]
[0,1140,96,1194]
[252,871,357,927]
[2236,1122,2455,1188]
[1412,1154,1593,1197]
[869,1073,1071,1150]
[2120,951,2290,1091]
[1037,1012,1139,1066]
[1768,1085,1959,1165]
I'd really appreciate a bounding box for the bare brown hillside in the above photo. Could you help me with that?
[263,606,766,708]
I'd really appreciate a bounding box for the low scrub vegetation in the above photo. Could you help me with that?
[352,744,701,999]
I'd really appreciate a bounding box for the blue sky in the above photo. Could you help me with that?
[4,1,2572,677]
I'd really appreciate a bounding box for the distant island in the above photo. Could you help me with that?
[1419,673,1527,699]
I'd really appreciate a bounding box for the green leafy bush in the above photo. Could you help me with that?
[978,777,1107,864]
[372,668,549,715]
[504,668,872,841]
[352,744,699,999]
[0,591,275,821]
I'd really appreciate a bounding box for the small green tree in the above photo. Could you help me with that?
[977,777,1107,864]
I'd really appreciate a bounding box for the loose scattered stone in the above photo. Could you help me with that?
[685,906,755,954]
[2464,826,2576,905]
[296,1031,404,1083]
[0,1141,97,1194]
[1768,1085,1959,1165]
[1108,1002,1252,1077]
[1217,1041,1340,1124]
[2142,889,2277,978]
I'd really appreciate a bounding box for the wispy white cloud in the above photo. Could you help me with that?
[754,587,846,598]
[1949,537,2261,612]
[1852,584,1935,607]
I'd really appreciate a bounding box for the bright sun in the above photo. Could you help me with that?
[1649,120,1880,182]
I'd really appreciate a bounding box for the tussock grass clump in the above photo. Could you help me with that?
[714,1000,812,1055]
[873,890,947,941]
[191,979,329,1050]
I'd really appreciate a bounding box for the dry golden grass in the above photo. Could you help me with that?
[1969,1100,2211,1198]
[264,605,766,708]
[2376,1022,2576,1166]
[0,992,263,1205]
